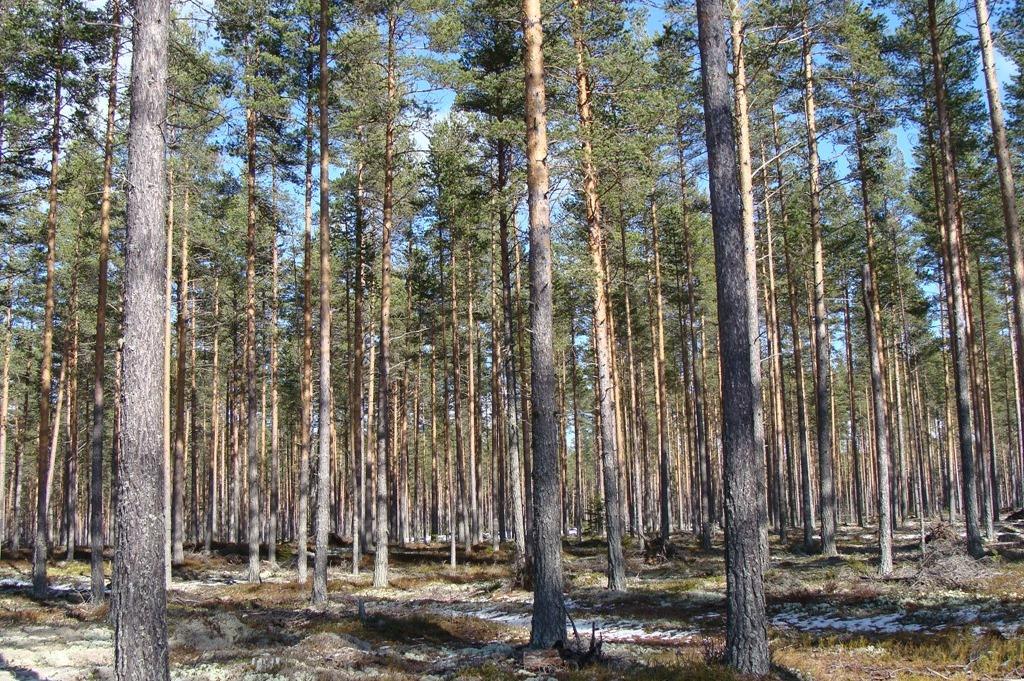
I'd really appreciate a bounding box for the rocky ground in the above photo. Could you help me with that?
[1,521,1023,680]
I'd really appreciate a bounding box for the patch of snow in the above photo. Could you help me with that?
[773,610,924,634]
[433,603,698,645]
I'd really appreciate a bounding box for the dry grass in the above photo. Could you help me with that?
[0,522,1022,680]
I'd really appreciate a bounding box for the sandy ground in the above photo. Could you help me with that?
[1,521,1023,680]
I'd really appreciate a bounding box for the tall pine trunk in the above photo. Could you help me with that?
[571,0,624,590]
[90,0,120,600]
[0,299,10,558]
[269,219,280,566]
[863,265,893,575]
[244,97,260,584]
[801,18,836,557]
[648,201,672,542]
[312,0,333,604]
[298,54,314,585]
[928,0,984,558]
[373,8,397,589]
[696,0,769,671]
[33,15,63,596]
[731,2,769,563]
[974,0,1024,479]
[525,0,565,647]
[114,0,171,669]
[350,156,365,573]
[205,281,220,554]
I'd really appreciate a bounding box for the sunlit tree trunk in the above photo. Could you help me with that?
[297,62,314,583]
[269,218,280,566]
[373,8,397,589]
[312,0,333,603]
[696,0,769,670]
[801,17,836,557]
[0,300,10,558]
[863,265,893,575]
[525,0,565,645]
[350,155,365,573]
[731,1,769,561]
[571,0,625,590]
[206,281,220,554]
[113,0,171,668]
[973,0,1024,480]
[33,14,64,596]
[243,90,261,583]
[647,201,672,542]
[89,0,120,600]
[928,0,984,557]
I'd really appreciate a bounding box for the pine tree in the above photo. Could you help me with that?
[113,0,171,671]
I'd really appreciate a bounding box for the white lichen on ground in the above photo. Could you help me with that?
[1,521,1023,680]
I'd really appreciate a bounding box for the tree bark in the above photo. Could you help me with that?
[244,94,261,583]
[90,0,120,600]
[974,0,1024,481]
[63,253,80,560]
[496,143,526,568]
[571,0,625,590]
[205,281,220,554]
[114,0,172,669]
[862,265,893,575]
[33,15,63,596]
[312,0,333,604]
[373,8,397,589]
[760,152,791,540]
[350,155,365,573]
[801,18,836,557]
[928,0,984,558]
[298,51,314,585]
[731,2,769,563]
[0,299,10,558]
[648,201,672,542]
[269,217,280,566]
[172,185,190,566]
[524,0,565,646]
[696,0,769,672]
[844,285,865,527]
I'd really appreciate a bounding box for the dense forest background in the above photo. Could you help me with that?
[3,0,1024,673]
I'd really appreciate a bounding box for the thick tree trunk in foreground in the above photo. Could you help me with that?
[525,0,565,648]
[928,0,984,558]
[312,0,332,605]
[114,0,171,671]
[572,0,625,591]
[696,0,769,673]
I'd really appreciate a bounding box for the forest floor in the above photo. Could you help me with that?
[1,520,1023,681]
